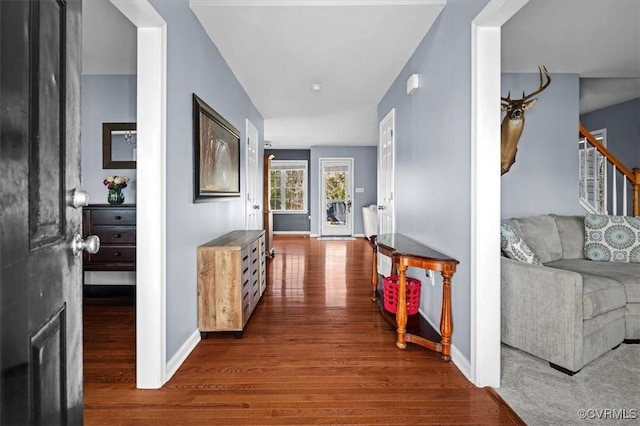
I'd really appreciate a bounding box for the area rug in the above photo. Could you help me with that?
[496,343,639,425]
[316,237,356,241]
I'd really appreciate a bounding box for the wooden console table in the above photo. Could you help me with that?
[370,234,459,361]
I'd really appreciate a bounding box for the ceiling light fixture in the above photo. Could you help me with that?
[311,83,322,92]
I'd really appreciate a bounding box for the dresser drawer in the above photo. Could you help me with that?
[93,226,136,244]
[83,205,136,272]
[92,208,136,225]
[88,246,136,264]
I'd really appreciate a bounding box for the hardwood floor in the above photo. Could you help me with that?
[84,236,523,425]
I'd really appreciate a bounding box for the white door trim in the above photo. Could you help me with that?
[111,0,167,389]
[470,0,529,388]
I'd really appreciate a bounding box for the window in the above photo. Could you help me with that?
[270,160,308,213]
[579,128,607,214]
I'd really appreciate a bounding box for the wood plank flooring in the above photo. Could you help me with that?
[84,236,523,425]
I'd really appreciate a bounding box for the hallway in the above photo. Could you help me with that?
[83,236,521,425]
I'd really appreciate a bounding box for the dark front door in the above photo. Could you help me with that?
[1,0,83,424]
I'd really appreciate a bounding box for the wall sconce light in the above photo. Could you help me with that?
[407,74,420,95]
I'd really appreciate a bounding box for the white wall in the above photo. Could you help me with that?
[149,0,264,360]
[377,0,491,361]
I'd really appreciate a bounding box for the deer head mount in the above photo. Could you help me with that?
[501,66,551,175]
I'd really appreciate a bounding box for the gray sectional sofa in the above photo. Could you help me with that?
[501,214,640,374]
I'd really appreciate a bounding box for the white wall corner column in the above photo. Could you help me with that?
[111,0,168,389]
[470,0,529,388]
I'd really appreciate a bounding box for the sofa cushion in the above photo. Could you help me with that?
[546,259,636,318]
[500,223,541,264]
[506,215,563,263]
[584,214,640,263]
[552,215,585,259]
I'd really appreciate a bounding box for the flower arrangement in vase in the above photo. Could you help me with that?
[103,175,130,204]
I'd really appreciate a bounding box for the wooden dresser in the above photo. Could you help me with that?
[82,205,136,271]
[197,230,266,338]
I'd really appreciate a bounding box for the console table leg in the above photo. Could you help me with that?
[396,264,408,349]
[440,270,453,361]
[370,236,378,301]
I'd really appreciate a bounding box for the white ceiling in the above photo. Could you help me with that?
[189,0,446,149]
[82,0,136,75]
[502,0,640,114]
[83,0,640,148]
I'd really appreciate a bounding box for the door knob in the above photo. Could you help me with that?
[72,234,100,257]
[253,204,260,209]
[70,188,90,208]
[378,205,386,210]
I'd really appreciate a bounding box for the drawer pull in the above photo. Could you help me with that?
[114,215,122,220]
[114,252,121,257]
[114,233,122,238]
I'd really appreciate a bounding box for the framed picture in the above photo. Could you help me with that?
[193,94,241,201]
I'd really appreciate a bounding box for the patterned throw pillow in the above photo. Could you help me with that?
[584,214,640,263]
[500,223,542,265]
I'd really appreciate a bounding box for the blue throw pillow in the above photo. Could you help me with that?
[500,223,542,265]
[584,214,640,263]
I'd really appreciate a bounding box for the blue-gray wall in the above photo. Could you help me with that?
[581,97,640,169]
[377,0,489,360]
[501,73,583,219]
[81,74,137,204]
[309,146,377,236]
[150,0,264,361]
[266,149,311,232]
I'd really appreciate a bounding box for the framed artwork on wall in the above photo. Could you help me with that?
[193,94,241,201]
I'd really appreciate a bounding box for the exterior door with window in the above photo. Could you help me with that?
[320,158,354,236]
[1,1,84,423]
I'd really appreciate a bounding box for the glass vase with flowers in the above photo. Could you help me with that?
[103,175,129,204]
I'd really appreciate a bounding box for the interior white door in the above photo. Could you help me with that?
[378,109,396,276]
[320,158,354,236]
[245,119,260,230]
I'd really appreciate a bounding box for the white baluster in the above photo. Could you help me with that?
[612,165,617,216]
[623,179,628,216]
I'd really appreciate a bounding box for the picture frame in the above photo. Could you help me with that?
[193,94,241,201]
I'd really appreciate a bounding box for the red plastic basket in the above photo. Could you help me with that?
[383,275,421,315]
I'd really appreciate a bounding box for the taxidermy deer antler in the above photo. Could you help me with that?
[501,65,551,175]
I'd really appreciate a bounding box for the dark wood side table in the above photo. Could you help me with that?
[371,234,459,361]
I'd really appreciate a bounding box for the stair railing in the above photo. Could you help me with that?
[579,123,640,217]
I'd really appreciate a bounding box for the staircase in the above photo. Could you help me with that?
[579,123,640,217]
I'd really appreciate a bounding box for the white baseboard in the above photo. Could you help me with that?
[273,231,310,235]
[165,329,200,381]
[418,308,472,384]
[451,345,472,382]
